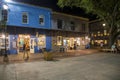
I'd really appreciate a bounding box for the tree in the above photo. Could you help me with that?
[58,0,120,48]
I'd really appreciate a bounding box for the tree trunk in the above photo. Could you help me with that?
[108,34,114,48]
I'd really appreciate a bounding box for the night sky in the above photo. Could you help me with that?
[13,0,97,20]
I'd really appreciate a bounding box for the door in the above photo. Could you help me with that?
[30,38,35,53]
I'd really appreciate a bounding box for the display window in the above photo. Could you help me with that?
[69,38,74,48]
[0,34,9,49]
[57,36,62,46]
[63,38,70,47]
[18,34,30,52]
[38,35,46,48]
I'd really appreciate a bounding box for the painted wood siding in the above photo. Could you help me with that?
[6,2,51,29]
[52,12,89,33]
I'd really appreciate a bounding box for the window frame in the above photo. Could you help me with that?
[57,19,63,29]
[70,21,75,31]
[39,15,45,26]
[22,12,28,24]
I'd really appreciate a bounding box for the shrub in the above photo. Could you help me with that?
[43,52,54,61]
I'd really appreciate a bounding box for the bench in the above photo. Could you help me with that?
[102,49,112,52]
[102,48,117,53]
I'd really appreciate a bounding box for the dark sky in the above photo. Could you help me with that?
[13,0,97,20]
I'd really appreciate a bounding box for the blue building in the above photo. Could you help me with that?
[0,1,89,55]
[0,1,52,54]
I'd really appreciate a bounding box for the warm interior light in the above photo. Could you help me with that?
[85,36,88,39]
[2,34,5,38]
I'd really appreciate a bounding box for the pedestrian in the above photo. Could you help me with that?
[100,42,104,49]
[74,44,77,50]
[23,43,29,59]
[111,44,116,53]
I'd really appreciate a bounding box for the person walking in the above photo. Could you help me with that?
[23,43,29,59]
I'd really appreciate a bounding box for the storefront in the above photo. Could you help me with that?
[0,33,9,55]
[17,34,30,53]
[37,34,46,52]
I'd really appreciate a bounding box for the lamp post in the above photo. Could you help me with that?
[2,3,9,62]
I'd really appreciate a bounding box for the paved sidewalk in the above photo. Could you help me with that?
[0,52,120,80]
[0,49,99,64]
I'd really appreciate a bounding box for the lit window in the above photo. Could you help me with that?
[39,15,45,25]
[98,31,100,36]
[57,36,62,45]
[92,40,94,45]
[104,30,107,35]
[22,12,28,24]
[104,40,107,44]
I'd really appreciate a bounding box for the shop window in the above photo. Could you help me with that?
[70,21,75,31]
[91,40,94,45]
[22,12,28,24]
[98,31,100,36]
[104,40,107,44]
[57,36,62,45]
[0,34,9,49]
[38,35,46,48]
[57,19,63,29]
[39,15,45,25]
[104,30,107,35]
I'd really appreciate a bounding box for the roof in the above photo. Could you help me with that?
[12,0,97,20]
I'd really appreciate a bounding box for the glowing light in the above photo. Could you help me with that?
[2,34,5,38]
[103,23,106,26]
[3,4,8,10]
[4,0,11,2]
[85,36,88,39]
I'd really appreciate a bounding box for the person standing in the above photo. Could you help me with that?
[111,44,115,53]
[100,42,104,49]
[23,43,29,59]
[74,43,77,50]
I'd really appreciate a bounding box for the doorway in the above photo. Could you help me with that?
[17,34,30,53]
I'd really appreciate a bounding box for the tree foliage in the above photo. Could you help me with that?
[58,0,120,47]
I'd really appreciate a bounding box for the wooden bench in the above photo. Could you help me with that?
[102,48,117,53]
[102,49,112,52]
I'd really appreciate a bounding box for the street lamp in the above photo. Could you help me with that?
[2,4,9,62]
[102,23,106,27]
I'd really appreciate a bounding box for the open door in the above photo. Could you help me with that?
[30,38,35,53]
